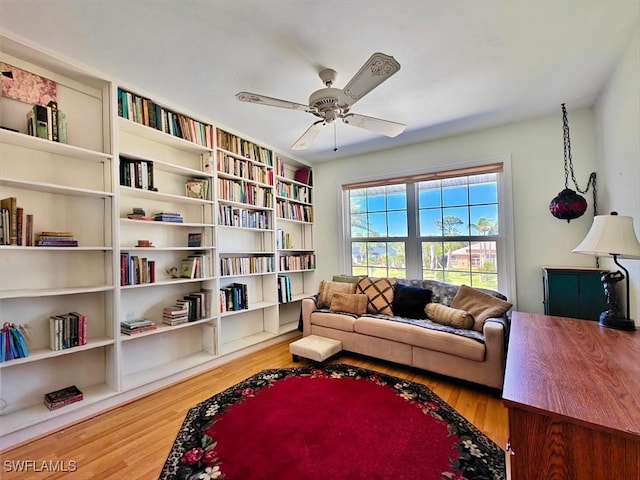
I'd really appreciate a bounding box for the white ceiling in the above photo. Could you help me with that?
[1,1,638,163]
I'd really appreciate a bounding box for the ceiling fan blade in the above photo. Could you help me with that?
[236,92,310,112]
[341,53,401,106]
[342,113,405,137]
[291,120,325,150]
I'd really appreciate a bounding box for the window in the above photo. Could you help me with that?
[343,161,513,295]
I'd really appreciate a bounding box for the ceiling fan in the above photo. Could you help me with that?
[236,52,406,151]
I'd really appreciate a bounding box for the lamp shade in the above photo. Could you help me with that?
[573,213,640,258]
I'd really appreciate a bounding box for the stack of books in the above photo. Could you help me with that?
[154,212,183,223]
[120,318,157,335]
[162,305,189,326]
[44,385,83,411]
[36,231,78,247]
[127,207,153,221]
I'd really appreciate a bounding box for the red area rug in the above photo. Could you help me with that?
[159,364,506,480]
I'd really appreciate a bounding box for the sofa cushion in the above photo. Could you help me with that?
[450,284,513,332]
[392,283,432,319]
[425,303,474,329]
[330,293,368,315]
[354,316,485,361]
[317,280,357,309]
[309,310,357,332]
[356,277,397,315]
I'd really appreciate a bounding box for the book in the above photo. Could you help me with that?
[57,110,67,144]
[188,233,202,247]
[0,197,17,245]
[47,101,58,142]
[180,257,197,279]
[16,207,23,246]
[25,214,34,246]
[44,385,83,411]
[294,167,312,186]
[33,105,49,139]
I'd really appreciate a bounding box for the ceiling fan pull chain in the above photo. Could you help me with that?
[334,122,338,152]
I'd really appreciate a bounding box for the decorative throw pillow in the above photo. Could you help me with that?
[317,280,357,309]
[392,283,433,319]
[356,277,397,315]
[450,284,513,332]
[332,274,366,284]
[425,303,474,330]
[329,293,368,315]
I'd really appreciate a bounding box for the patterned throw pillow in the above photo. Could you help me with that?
[356,277,397,315]
[317,280,357,309]
[329,293,368,315]
[450,284,513,332]
[425,303,474,330]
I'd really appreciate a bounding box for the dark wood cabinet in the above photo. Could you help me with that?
[542,266,609,321]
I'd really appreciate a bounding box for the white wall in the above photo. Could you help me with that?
[314,107,601,314]
[594,25,640,325]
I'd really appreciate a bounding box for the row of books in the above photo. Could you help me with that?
[276,182,312,204]
[50,312,87,351]
[44,385,83,411]
[0,196,31,246]
[276,200,314,223]
[117,88,214,148]
[219,282,248,312]
[218,178,273,207]
[120,253,156,285]
[26,101,68,144]
[119,157,155,190]
[121,318,157,335]
[278,275,293,303]
[180,254,209,279]
[217,151,274,185]
[279,254,316,272]
[217,129,273,166]
[220,255,274,276]
[274,157,313,187]
[170,289,212,323]
[217,204,271,230]
[276,229,292,249]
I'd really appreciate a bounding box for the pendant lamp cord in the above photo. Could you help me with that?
[562,104,598,216]
[562,103,599,266]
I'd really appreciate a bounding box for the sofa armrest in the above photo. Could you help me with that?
[483,316,509,360]
[301,296,318,336]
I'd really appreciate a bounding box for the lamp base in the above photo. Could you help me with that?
[599,312,637,331]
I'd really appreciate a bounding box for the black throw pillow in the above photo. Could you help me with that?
[392,283,433,319]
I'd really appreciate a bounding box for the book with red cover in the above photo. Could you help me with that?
[44,385,83,410]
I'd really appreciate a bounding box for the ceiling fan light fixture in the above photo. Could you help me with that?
[236,52,406,150]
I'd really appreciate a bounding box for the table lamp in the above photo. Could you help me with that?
[573,212,640,331]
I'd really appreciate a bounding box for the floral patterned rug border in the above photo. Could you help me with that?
[159,364,506,480]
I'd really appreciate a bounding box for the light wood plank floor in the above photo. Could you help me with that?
[1,338,509,479]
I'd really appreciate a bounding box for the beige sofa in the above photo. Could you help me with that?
[301,278,511,390]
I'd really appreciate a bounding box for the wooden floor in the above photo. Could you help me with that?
[1,338,509,479]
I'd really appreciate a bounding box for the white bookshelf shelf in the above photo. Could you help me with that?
[0,337,115,369]
[0,129,113,162]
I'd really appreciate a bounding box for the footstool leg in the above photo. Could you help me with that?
[292,354,299,362]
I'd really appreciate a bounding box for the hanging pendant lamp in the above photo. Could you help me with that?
[549,104,597,223]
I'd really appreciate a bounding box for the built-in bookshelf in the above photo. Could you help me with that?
[215,130,280,355]
[0,36,117,443]
[0,34,314,449]
[274,155,316,333]
[117,103,217,391]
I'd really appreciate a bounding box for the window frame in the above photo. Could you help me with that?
[340,156,516,305]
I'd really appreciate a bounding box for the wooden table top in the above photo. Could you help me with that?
[502,311,640,438]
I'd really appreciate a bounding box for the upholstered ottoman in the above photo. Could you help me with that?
[290,335,342,362]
